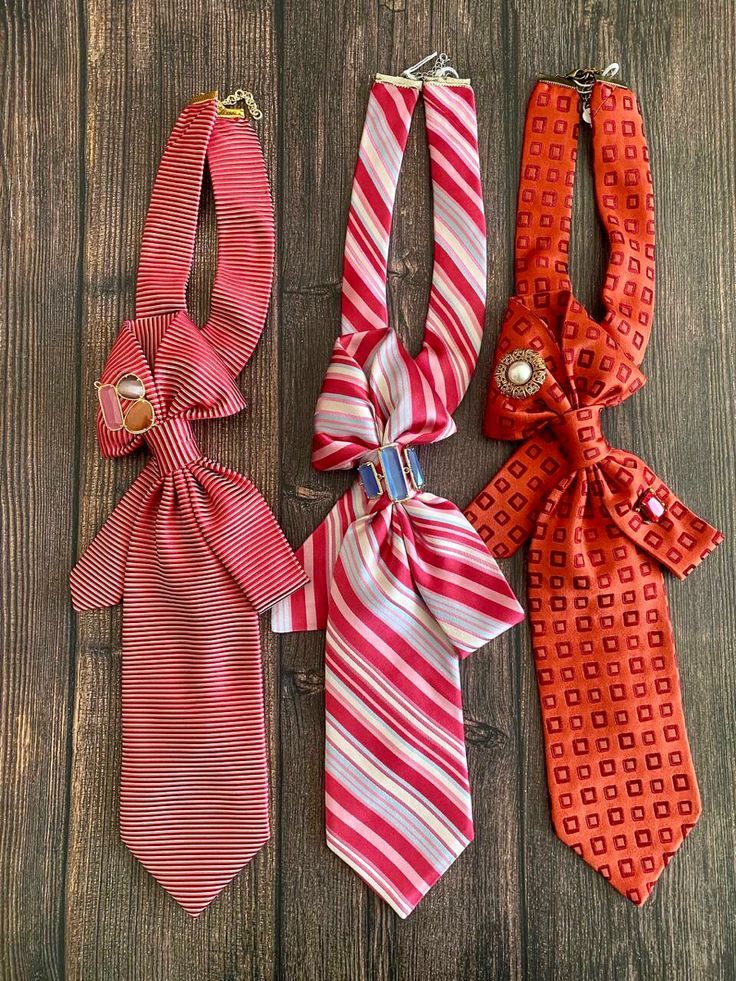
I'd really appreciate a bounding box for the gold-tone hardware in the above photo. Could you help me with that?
[494,349,547,399]
[217,89,263,120]
[95,373,156,435]
[190,90,218,105]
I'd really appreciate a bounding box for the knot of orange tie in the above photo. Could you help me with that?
[549,405,610,471]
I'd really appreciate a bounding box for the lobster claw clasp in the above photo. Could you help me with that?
[401,52,459,81]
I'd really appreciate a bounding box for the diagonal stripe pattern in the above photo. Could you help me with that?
[272,73,524,916]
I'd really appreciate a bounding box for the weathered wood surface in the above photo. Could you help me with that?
[1,0,734,978]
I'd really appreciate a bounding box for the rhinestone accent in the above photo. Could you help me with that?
[357,445,425,502]
[379,445,411,502]
[636,489,667,523]
[357,461,382,499]
[404,447,425,490]
[117,373,147,400]
[97,383,125,431]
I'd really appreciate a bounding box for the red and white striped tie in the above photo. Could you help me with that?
[71,93,307,916]
[272,67,524,916]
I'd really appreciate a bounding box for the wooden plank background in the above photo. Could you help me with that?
[1,0,734,977]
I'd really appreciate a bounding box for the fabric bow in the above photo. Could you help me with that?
[70,308,303,615]
[274,325,524,647]
[467,294,723,578]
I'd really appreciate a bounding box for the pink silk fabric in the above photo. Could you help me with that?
[272,74,524,916]
[71,94,306,916]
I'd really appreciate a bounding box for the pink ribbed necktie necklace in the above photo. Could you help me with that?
[272,60,524,917]
[71,91,307,916]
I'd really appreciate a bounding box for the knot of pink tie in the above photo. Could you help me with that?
[356,443,424,504]
[145,417,203,474]
[549,405,610,470]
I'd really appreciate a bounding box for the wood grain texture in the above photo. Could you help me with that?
[277,3,374,976]
[0,2,82,978]
[1,0,734,978]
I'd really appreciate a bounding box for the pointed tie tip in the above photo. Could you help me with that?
[326,836,417,919]
[123,839,272,918]
[149,883,224,918]
[180,903,207,919]
[156,881,231,918]
[326,829,472,919]
[562,817,702,909]
[593,847,685,907]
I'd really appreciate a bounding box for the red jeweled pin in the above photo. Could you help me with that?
[636,488,667,523]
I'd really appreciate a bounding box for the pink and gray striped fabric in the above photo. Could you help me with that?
[272,73,524,916]
[71,94,307,916]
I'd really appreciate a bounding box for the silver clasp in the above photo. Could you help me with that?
[566,62,619,123]
[401,51,459,81]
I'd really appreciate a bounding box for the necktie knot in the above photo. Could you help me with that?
[146,417,203,474]
[550,405,609,470]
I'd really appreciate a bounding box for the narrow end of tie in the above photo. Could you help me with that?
[179,897,212,918]
[560,807,701,908]
[326,826,472,919]
[141,867,246,918]
[122,833,271,917]
[326,834,415,918]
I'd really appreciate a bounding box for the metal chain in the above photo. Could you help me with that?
[565,63,620,123]
[218,88,263,120]
[401,51,460,80]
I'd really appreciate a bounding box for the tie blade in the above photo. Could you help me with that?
[326,814,472,918]
[555,797,702,906]
[122,832,270,916]
[325,727,474,917]
[322,532,479,917]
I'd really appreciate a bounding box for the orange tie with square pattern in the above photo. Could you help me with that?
[465,66,723,904]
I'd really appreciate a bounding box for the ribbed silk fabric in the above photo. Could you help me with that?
[272,74,524,917]
[70,95,307,916]
[465,78,723,904]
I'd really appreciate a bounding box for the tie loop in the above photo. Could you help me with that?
[145,417,203,474]
[550,405,610,470]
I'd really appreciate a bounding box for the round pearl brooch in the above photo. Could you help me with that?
[506,359,533,386]
[494,348,547,398]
